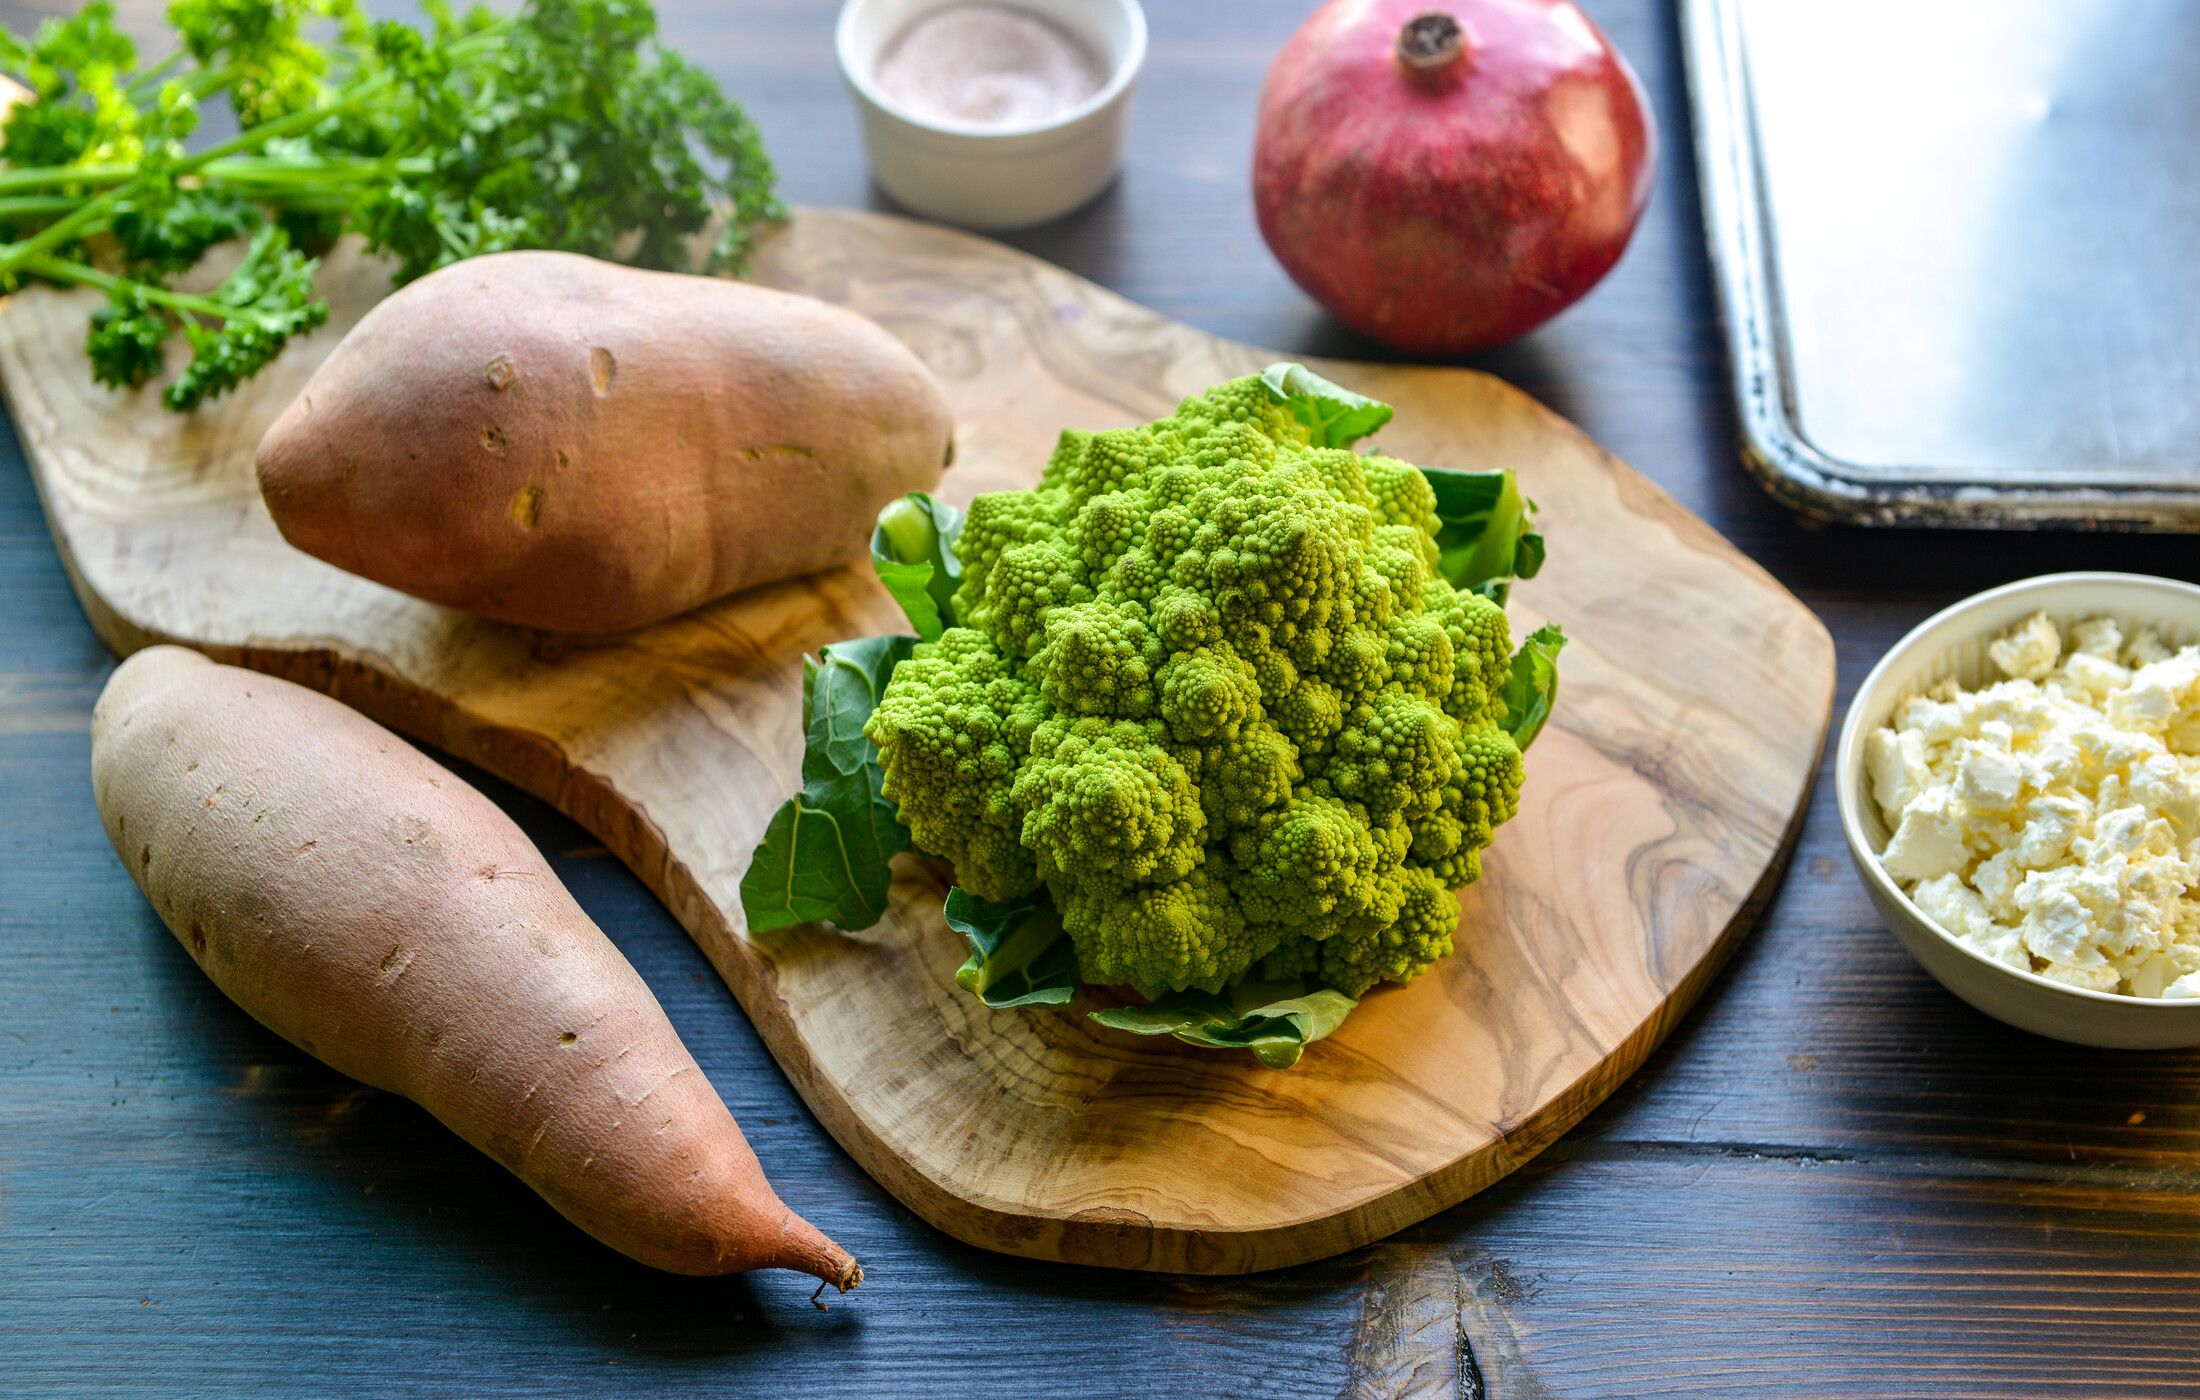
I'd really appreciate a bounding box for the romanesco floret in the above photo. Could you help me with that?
[865,375,1534,1001]
[1362,454,1440,534]
[1058,864,1269,995]
[865,627,1046,901]
[1011,717,1205,887]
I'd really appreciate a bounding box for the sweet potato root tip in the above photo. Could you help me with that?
[781,1215,863,1293]
[809,1255,865,1309]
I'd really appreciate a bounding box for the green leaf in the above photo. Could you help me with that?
[1423,465,1542,602]
[1499,622,1566,751]
[872,558,942,641]
[86,287,168,389]
[741,635,916,934]
[1259,362,1394,449]
[870,492,965,642]
[803,634,912,780]
[162,222,330,411]
[1089,979,1359,1069]
[738,774,906,934]
[943,887,1078,1009]
[1513,525,1547,582]
[111,183,258,274]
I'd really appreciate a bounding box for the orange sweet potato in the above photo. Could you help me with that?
[90,646,859,1290]
[255,250,952,632]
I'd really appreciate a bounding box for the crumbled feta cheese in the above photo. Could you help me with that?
[2127,627,2175,668]
[2108,650,2200,734]
[1971,681,2053,733]
[1881,787,1971,882]
[1913,873,1991,940]
[2131,754,2199,839]
[2076,804,2150,860]
[1989,610,2062,680]
[2016,872,2101,966]
[2071,615,2124,661]
[2126,953,2184,999]
[1957,741,2025,810]
[2172,714,2200,754]
[1971,848,2025,917]
[1869,612,2200,998]
[2015,794,2085,867]
[1899,694,1968,745]
[2063,650,2129,699]
[1865,727,1931,827]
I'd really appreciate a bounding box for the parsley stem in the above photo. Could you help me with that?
[0,71,394,277]
[181,71,398,171]
[0,164,139,194]
[0,190,135,277]
[201,153,428,187]
[124,50,188,98]
[19,254,234,320]
[0,195,83,217]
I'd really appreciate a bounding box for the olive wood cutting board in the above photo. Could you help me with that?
[0,208,1833,1274]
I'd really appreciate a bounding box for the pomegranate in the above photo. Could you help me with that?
[1253,0,1656,354]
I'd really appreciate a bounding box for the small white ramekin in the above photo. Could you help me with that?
[834,0,1147,230]
[1838,572,2200,1049]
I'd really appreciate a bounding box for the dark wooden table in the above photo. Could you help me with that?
[6,2,2199,1394]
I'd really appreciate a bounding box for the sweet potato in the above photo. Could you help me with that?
[90,646,859,1290]
[255,250,953,633]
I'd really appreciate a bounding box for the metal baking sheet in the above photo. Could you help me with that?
[1682,0,2200,529]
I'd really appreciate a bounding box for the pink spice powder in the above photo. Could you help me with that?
[872,4,1107,131]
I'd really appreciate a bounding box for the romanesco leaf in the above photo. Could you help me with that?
[1259,361,1394,448]
[804,634,915,781]
[1499,622,1565,751]
[1424,465,1542,603]
[741,636,915,933]
[943,887,1078,1009]
[870,492,965,642]
[1089,979,1359,1069]
[739,776,906,935]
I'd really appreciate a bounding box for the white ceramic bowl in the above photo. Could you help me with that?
[1838,572,2200,1048]
[835,0,1148,230]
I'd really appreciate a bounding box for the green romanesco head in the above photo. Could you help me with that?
[865,375,1532,1001]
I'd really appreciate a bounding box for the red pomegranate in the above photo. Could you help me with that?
[1253,0,1656,354]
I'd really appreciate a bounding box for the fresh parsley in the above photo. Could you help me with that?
[0,0,781,410]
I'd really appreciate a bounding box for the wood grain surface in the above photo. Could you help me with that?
[0,201,1832,1272]
[6,0,2200,1394]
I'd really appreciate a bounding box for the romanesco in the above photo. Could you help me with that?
[865,372,1544,1003]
